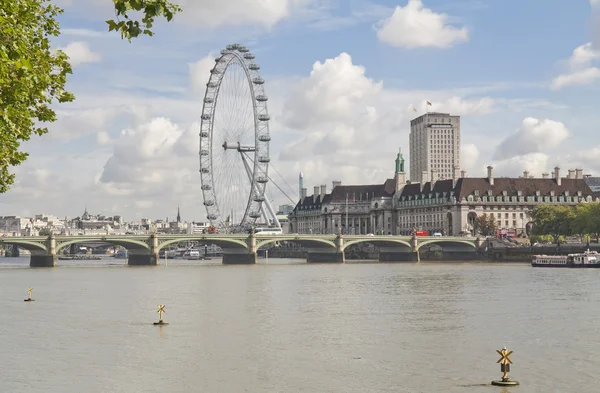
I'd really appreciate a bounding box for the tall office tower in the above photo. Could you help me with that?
[409,112,461,183]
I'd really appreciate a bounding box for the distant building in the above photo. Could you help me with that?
[288,178,396,235]
[72,208,123,231]
[277,204,295,216]
[187,221,210,234]
[410,112,460,183]
[395,166,595,236]
[0,216,31,236]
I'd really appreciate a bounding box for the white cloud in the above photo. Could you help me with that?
[189,54,216,95]
[551,67,600,89]
[460,144,480,176]
[423,97,495,115]
[282,53,382,129]
[96,131,111,146]
[494,117,569,160]
[568,42,599,68]
[60,41,101,66]
[171,0,316,28]
[492,153,550,177]
[551,43,600,89]
[375,0,469,49]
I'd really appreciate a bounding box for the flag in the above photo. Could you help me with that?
[426,100,432,106]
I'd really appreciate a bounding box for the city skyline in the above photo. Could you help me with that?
[1,0,600,221]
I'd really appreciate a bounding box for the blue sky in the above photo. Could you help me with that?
[2,0,600,221]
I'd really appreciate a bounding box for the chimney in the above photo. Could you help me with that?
[460,170,466,178]
[301,188,307,201]
[487,166,494,186]
[313,186,319,202]
[421,170,428,187]
[555,167,561,186]
[320,184,326,196]
[542,172,549,179]
[523,170,529,179]
[576,168,583,179]
[453,165,460,180]
[431,169,438,189]
[568,169,575,179]
[332,180,341,190]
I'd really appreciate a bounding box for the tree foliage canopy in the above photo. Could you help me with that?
[0,0,181,193]
[474,213,497,236]
[529,203,600,242]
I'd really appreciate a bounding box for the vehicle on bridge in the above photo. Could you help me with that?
[249,227,283,235]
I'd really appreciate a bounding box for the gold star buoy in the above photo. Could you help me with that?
[491,346,519,386]
[24,287,34,302]
[153,304,169,325]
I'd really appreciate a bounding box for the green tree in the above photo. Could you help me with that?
[0,0,181,193]
[474,213,497,236]
[573,202,600,241]
[38,227,53,236]
[529,205,576,243]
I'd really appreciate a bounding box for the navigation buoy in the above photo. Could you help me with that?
[153,304,169,325]
[491,346,520,386]
[24,287,34,302]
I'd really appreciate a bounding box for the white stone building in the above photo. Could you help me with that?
[409,112,460,183]
[288,179,396,235]
[395,166,595,236]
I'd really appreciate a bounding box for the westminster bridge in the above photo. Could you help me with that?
[0,233,483,267]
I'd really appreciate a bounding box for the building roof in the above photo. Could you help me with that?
[398,177,594,200]
[292,179,395,212]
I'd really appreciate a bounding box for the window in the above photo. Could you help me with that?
[513,220,517,227]
[505,213,509,218]
[512,213,516,219]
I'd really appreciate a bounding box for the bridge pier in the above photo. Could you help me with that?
[30,234,57,267]
[221,232,257,265]
[128,254,159,266]
[127,233,159,266]
[30,255,57,267]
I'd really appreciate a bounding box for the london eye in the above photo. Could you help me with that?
[199,44,280,233]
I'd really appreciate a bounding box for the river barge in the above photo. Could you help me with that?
[532,249,600,268]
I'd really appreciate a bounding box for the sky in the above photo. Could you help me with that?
[2,0,600,221]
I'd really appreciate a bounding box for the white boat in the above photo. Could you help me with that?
[532,249,600,268]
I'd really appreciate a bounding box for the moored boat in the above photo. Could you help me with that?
[532,249,600,268]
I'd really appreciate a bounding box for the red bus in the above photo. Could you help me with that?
[415,230,429,237]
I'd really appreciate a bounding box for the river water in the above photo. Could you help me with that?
[1,256,599,392]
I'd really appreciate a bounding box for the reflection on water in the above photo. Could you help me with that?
[1,257,600,392]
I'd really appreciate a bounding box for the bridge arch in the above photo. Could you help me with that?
[157,237,248,251]
[342,238,411,251]
[256,237,336,251]
[55,238,150,253]
[1,239,48,253]
[416,239,477,251]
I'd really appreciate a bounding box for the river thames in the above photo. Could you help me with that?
[1,257,599,392]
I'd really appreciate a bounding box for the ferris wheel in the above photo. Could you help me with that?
[199,43,281,233]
